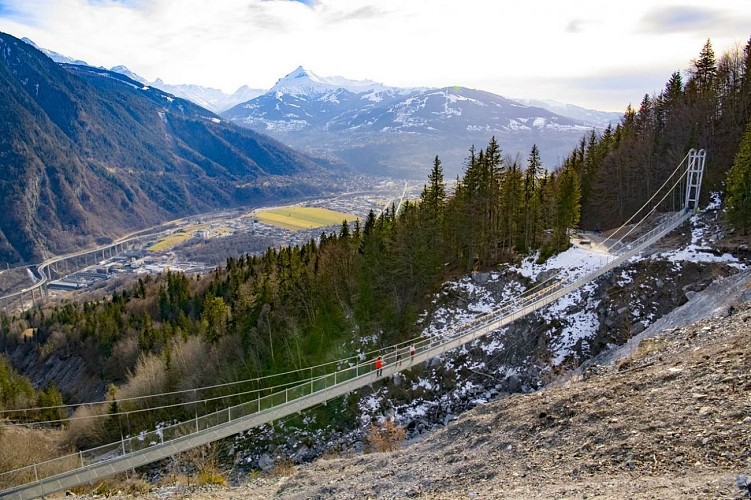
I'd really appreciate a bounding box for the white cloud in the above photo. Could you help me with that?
[0,0,749,111]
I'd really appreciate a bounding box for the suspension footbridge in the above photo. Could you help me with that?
[0,150,707,499]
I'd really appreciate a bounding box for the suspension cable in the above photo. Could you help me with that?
[599,151,690,249]
[604,166,690,252]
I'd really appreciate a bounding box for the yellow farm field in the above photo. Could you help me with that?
[148,232,192,251]
[148,224,207,251]
[256,207,358,230]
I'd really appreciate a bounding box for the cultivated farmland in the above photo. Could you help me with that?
[256,207,358,230]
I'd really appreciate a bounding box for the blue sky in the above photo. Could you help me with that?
[0,0,749,111]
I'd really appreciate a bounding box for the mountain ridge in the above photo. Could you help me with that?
[0,32,326,265]
[19,38,617,125]
[18,38,615,170]
[223,79,594,177]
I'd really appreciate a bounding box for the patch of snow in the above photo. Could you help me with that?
[543,282,600,365]
[361,91,383,102]
[707,191,722,210]
[652,212,746,270]
[360,393,381,413]
[420,275,523,338]
[511,246,610,283]
[617,269,635,286]
[479,336,505,355]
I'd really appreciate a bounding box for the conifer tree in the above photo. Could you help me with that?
[502,156,524,253]
[690,39,717,93]
[553,167,581,251]
[421,155,446,221]
[523,145,544,250]
[725,121,751,234]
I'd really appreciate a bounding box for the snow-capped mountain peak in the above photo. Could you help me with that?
[271,66,390,96]
[271,66,341,96]
[110,65,147,84]
[289,65,327,83]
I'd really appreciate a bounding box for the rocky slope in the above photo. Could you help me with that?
[274,296,751,499]
[88,209,751,499]
[124,278,750,500]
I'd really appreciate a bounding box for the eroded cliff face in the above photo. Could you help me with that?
[7,342,106,404]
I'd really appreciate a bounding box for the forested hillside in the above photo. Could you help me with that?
[558,38,751,231]
[0,135,579,441]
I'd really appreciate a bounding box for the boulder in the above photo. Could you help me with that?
[258,453,275,472]
[507,374,522,393]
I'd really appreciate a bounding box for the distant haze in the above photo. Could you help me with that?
[0,0,749,111]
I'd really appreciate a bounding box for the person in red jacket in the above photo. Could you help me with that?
[375,356,384,377]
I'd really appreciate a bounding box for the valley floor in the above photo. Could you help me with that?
[101,277,751,499]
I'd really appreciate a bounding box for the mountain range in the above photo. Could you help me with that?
[0,32,326,265]
[221,67,618,177]
[3,35,624,263]
[23,38,621,178]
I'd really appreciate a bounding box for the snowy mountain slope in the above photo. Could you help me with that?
[110,65,147,84]
[146,79,264,113]
[15,40,263,114]
[102,68,265,113]
[513,97,622,128]
[326,86,588,134]
[21,37,89,65]
[224,72,593,177]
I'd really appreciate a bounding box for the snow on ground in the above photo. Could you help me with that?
[417,245,609,371]
[618,269,636,286]
[511,246,610,283]
[652,207,746,270]
[542,282,600,365]
[420,274,523,338]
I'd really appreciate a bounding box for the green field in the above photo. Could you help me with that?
[256,207,358,230]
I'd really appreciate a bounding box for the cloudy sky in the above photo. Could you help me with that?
[0,0,749,111]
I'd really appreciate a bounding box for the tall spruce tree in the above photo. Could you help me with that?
[523,145,544,250]
[553,167,581,251]
[725,120,751,234]
[421,155,447,222]
[691,39,718,94]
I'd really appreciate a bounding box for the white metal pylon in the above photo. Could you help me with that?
[684,148,706,211]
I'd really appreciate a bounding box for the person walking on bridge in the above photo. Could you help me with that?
[375,356,384,377]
